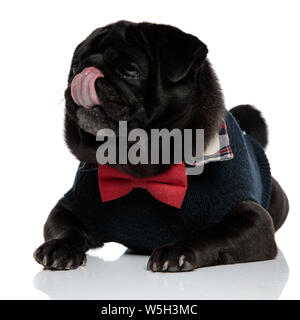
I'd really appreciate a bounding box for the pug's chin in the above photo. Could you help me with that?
[76,107,118,136]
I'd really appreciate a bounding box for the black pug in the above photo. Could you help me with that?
[34,21,289,272]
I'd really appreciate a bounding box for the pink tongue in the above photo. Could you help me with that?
[71,66,104,109]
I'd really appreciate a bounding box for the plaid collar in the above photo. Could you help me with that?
[186,120,234,167]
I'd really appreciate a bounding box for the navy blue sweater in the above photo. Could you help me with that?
[64,111,271,252]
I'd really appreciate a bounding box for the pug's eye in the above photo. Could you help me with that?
[115,62,140,79]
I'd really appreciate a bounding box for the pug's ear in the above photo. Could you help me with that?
[160,27,208,82]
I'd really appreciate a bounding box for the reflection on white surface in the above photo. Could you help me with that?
[33,243,289,300]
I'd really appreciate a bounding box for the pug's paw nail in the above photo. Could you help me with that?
[182,260,195,271]
[153,262,158,271]
[51,259,59,268]
[42,256,48,266]
[66,260,73,270]
[162,260,169,271]
[82,256,87,266]
[179,255,185,267]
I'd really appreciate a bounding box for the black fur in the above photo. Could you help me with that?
[63,21,225,177]
[34,21,289,272]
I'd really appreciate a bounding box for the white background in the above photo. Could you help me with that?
[0,0,299,299]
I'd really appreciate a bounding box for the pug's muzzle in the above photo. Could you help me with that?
[70,65,146,135]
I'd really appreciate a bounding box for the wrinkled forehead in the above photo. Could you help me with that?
[72,22,153,69]
[74,22,147,57]
[71,21,208,83]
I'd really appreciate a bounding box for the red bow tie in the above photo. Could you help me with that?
[98,163,188,209]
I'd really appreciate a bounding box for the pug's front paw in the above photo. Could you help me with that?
[33,239,86,270]
[147,243,199,272]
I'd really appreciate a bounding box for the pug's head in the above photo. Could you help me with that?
[64,21,225,176]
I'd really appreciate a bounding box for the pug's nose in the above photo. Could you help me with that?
[71,66,104,109]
